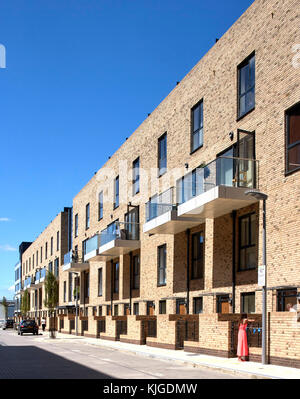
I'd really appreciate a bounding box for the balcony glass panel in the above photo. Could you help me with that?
[84,234,99,255]
[146,187,175,222]
[176,157,258,205]
[40,268,46,279]
[35,270,40,281]
[100,221,139,246]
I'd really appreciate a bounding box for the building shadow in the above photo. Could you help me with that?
[0,345,113,379]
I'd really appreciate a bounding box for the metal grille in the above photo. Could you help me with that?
[116,320,127,340]
[176,320,198,349]
[97,320,106,337]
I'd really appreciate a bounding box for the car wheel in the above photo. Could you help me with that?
[17,332,20,335]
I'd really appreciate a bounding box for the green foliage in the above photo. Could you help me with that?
[20,290,30,316]
[44,271,58,312]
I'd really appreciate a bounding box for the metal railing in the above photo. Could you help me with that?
[176,157,259,205]
[100,221,139,246]
[145,187,176,222]
[64,249,85,265]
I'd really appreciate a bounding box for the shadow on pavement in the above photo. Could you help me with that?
[0,345,113,379]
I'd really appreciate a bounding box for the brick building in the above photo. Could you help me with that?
[18,0,300,367]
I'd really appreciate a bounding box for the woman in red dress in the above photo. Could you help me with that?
[237,314,255,361]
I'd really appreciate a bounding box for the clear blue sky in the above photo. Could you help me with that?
[0,0,254,299]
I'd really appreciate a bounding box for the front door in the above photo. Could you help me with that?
[217,295,230,314]
[176,299,187,315]
[147,301,155,315]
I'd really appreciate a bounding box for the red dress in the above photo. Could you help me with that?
[237,323,248,357]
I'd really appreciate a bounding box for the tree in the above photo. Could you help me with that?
[2,296,8,319]
[44,271,58,338]
[20,290,30,317]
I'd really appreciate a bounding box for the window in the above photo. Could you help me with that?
[49,261,53,274]
[36,251,38,266]
[54,258,59,277]
[133,303,139,315]
[50,237,53,255]
[124,304,129,315]
[63,281,67,302]
[241,292,255,313]
[114,304,118,316]
[191,100,203,152]
[193,297,203,314]
[84,271,90,298]
[45,242,48,260]
[98,192,103,220]
[132,157,140,195]
[86,203,90,230]
[98,268,103,296]
[285,102,300,174]
[106,305,111,316]
[147,301,155,315]
[57,231,59,251]
[277,289,297,312]
[68,273,73,302]
[239,213,257,270]
[114,176,119,209]
[157,244,166,286]
[32,254,34,269]
[158,133,167,176]
[113,262,119,293]
[92,306,97,316]
[159,300,166,314]
[40,247,43,263]
[74,214,78,237]
[98,306,102,316]
[238,53,255,118]
[191,232,204,279]
[29,258,31,271]
[132,255,140,289]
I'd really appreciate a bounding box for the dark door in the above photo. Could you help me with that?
[217,295,230,314]
[176,299,187,315]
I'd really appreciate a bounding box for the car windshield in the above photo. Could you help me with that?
[22,321,35,326]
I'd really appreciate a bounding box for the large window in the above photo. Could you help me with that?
[241,292,255,313]
[113,262,119,293]
[98,191,103,220]
[84,271,90,299]
[45,242,48,260]
[157,244,166,286]
[54,258,59,277]
[191,100,203,153]
[86,203,90,230]
[159,300,166,314]
[133,303,139,315]
[74,214,78,237]
[132,255,140,289]
[57,231,59,251]
[114,176,119,209]
[63,281,66,302]
[238,53,255,119]
[239,213,257,271]
[158,133,167,176]
[132,157,140,195]
[191,232,204,279]
[68,273,73,302]
[98,268,103,296]
[50,237,53,255]
[285,102,300,174]
[277,288,297,311]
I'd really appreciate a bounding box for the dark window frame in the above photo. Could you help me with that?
[74,214,78,237]
[98,191,103,220]
[98,268,103,297]
[158,133,167,177]
[157,244,167,286]
[132,254,140,289]
[238,212,257,271]
[113,261,119,294]
[285,101,300,176]
[114,176,119,209]
[277,288,298,312]
[193,297,203,314]
[237,52,255,120]
[132,157,140,195]
[241,292,256,313]
[191,231,204,279]
[190,99,204,154]
[159,300,166,314]
[133,302,139,315]
[85,203,90,230]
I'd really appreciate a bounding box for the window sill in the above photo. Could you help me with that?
[190,144,203,156]
[236,107,255,122]
[285,167,300,177]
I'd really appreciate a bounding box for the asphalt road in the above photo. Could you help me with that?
[0,329,242,379]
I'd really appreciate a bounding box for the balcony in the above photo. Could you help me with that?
[143,188,203,235]
[98,221,140,260]
[83,234,105,262]
[177,157,259,219]
[62,249,89,272]
[35,268,46,287]
[24,276,35,290]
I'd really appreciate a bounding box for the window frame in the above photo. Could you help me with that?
[132,254,140,289]
[74,214,78,237]
[98,191,103,220]
[98,268,103,297]
[285,101,300,176]
[190,99,204,154]
[114,176,119,209]
[113,261,119,294]
[85,203,90,230]
[158,133,167,177]
[237,52,255,120]
[159,300,166,314]
[193,297,203,314]
[132,157,140,195]
[157,244,167,287]
[241,292,256,313]
[191,231,204,279]
[238,212,257,271]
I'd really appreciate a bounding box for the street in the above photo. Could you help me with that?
[0,329,242,379]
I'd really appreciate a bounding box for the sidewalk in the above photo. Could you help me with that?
[40,332,300,379]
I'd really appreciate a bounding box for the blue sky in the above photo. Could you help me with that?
[0,0,254,299]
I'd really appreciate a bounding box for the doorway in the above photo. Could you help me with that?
[217,295,231,314]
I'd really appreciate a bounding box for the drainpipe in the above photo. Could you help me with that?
[129,252,132,315]
[232,211,237,313]
[110,259,113,314]
[186,229,190,314]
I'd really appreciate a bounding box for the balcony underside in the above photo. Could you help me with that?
[177,185,258,219]
[143,210,204,235]
[34,278,44,288]
[62,262,89,272]
[98,239,141,260]
[26,284,36,291]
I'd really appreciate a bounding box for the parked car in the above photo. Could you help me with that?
[18,320,39,335]
[0,319,5,329]
[3,319,14,329]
